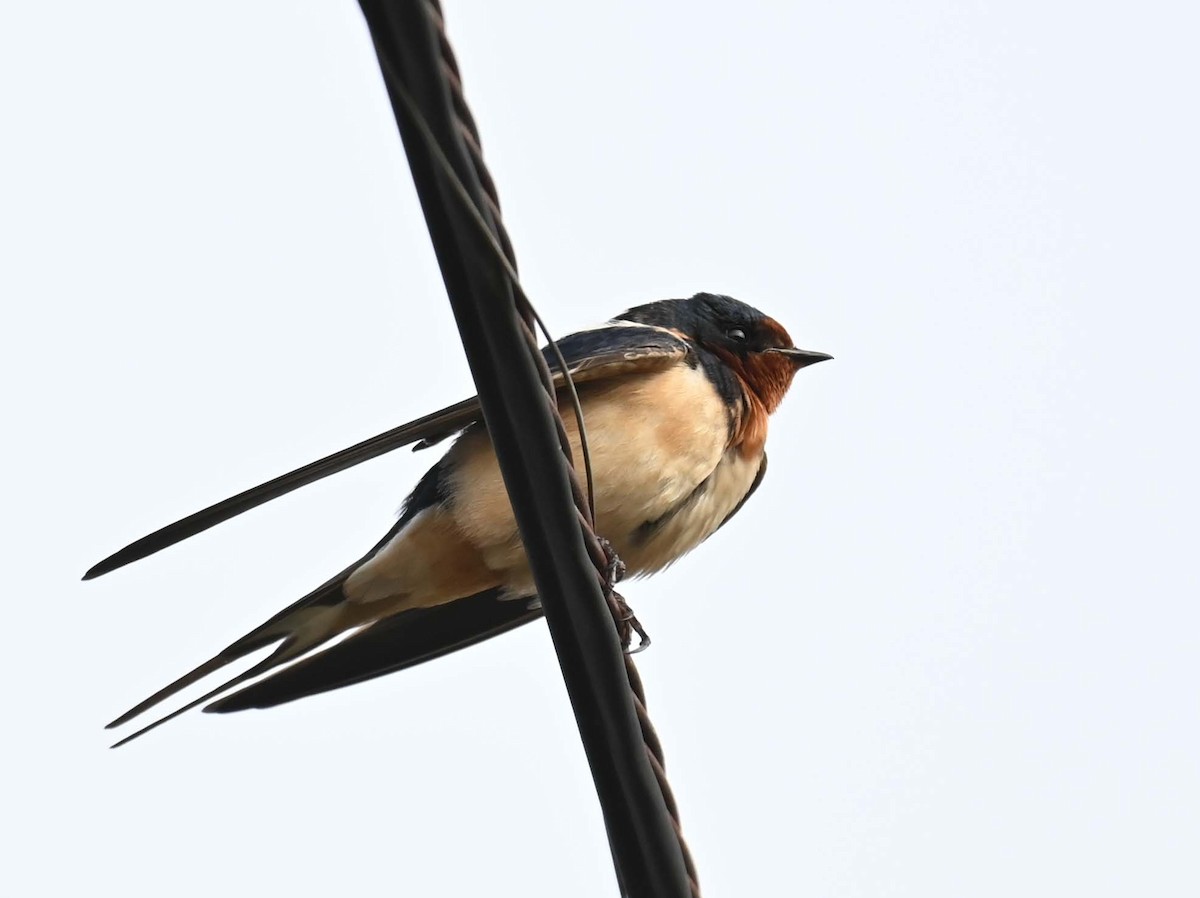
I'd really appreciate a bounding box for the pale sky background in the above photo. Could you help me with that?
[3,2,1198,896]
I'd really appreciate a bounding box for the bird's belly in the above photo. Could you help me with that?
[615,447,763,576]
[448,363,736,588]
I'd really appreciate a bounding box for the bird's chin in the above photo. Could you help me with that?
[742,352,802,413]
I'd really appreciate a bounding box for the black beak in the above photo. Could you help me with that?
[765,347,833,369]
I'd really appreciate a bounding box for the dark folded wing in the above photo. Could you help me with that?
[82,398,482,580]
[204,589,542,713]
[85,323,691,579]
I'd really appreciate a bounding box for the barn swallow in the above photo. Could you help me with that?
[89,292,830,746]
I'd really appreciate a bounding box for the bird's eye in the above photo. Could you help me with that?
[727,328,747,342]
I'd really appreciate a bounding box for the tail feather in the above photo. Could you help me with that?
[106,573,352,737]
[105,630,280,730]
[206,588,541,714]
[106,533,543,742]
[109,635,320,748]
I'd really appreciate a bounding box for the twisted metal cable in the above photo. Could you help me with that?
[623,645,703,895]
[419,2,701,894]
[424,1,520,281]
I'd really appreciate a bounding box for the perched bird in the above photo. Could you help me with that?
[89,292,830,745]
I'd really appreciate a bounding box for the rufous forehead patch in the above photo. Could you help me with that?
[761,316,794,348]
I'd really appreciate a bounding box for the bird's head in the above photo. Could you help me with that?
[620,292,831,412]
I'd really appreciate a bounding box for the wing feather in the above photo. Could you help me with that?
[84,324,691,579]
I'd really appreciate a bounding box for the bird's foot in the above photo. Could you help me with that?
[594,538,647,653]
[610,590,651,655]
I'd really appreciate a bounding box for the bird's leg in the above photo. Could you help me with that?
[595,537,650,654]
[597,535,626,588]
